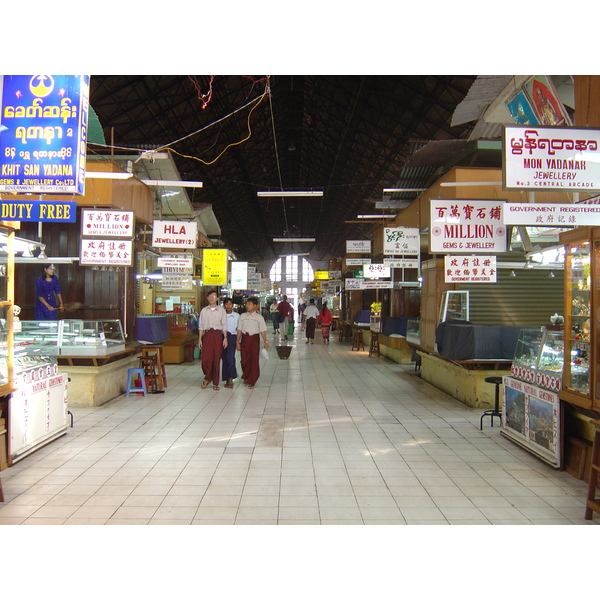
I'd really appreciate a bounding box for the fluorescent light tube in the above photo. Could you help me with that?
[258,191,323,197]
[357,214,395,219]
[273,237,315,242]
[141,180,203,188]
[383,188,427,193]
[85,171,133,179]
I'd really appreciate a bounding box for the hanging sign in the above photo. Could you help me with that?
[364,263,391,278]
[503,203,600,227]
[231,261,248,290]
[0,199,75,222]
[344,278,392,290]
[346,240,371,253]
[162,274,193,290]
[503,125,600,191]
[79,238,133,266]
[444,255,497,283]
[430,199,506,253]
[315,270,329,280]
[202,248,228,286]
[383,258,419,269]
[346,258,371,266]
[383,226,420,255]
[152,220,197,248]
[81,209,135,238]
[0,75,90,194]
[157,254,193,270]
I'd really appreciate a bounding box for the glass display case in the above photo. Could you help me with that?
[535,328,564,392]
[438,290,469,323]
[511,328,543,383]
[406,318,420,346]
[559,227,596,410]
[14,319,126,357]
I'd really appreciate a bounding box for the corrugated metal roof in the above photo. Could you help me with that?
[451,75,513,127]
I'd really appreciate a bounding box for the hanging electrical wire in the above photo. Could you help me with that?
[187,75,214,110]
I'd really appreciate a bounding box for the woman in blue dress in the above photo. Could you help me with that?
[35,264,64,320]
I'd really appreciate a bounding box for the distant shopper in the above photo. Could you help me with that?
[319,302,333,344]
[35,264,64,320]
[270,300,280,334]
[198,290,228,391]
[222,298,239,388]
[302,298,319,344]
[236,297,269,389]
[277,295,293,341]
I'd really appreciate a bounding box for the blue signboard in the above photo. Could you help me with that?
[0,75,90,195]
[0,199,76,222]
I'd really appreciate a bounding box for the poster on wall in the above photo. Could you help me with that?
[506,90,539,126]
[430,199,506,253]
[524,76,571,127]
[202,248,228,286]
[0,75,90,194]
[503,125,600,191]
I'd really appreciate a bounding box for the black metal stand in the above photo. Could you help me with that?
[480,376,503,430]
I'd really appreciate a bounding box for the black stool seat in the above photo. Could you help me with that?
[480,376,503,430]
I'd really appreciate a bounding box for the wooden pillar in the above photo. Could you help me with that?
[574,76,600,127]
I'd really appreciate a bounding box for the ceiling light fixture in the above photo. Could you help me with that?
[258,191,323,198]
[141,180,204,188]
[383,188,427,193]
[85,171,133,180]
[357,214,395,219]
[439,181,502,187]
[273,237,316,242]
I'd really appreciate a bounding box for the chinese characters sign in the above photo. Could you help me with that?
[503,125,600,191]
[503,203,600,226]
[444,255,497,283]
[430,199,506,253]
[79,239,133,266]
[0,75,89,194]
[382,227,419,255]
[81,210,134,238]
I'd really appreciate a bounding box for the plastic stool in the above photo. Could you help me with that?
[126,368,147,397]
[480,376,503,430]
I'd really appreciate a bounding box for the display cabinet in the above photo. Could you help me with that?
[438,290,469,323]
[559,227,600,411]
[511,328,543,383]
[14,319,126,357]
[535,328,564,392]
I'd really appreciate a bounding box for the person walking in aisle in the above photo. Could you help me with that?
[236,297,269,389]
[270,300,279,334]
[277,295,293,341]
[319,302,333,343]
[302,298,319,344]
[198,290,228,391]
[221,297,239,388]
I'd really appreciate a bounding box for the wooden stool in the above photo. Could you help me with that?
[369,332,380,357]
[351,328,365,351]
[141,345,167,390]
[584,419,600,520]
[139,356,159,393]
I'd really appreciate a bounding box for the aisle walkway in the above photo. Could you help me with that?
[1,328,597,525]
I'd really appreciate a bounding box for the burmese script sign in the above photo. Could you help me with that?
[503,125,600,191]
[430,199,506,253]
[382,227,420,255]
[346,240,371,253]
[503,203,600,227]
[444,255,497,283]
[0,75,89,194]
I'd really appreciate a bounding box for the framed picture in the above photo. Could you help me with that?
[506,90,539,125]
[524,75,571,126]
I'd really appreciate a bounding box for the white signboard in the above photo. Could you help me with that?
[444,255,497,283]
[346,258,371,266]
[384,258,419,269]
[152,220,198,248]
[346,240,371,253]
[162,274,193,290]
[79,238,133,266]
[329,270,342,278]
[81,210,135,238]
[157,254,193,270]
[247,274,261,289]
[503,203,600,226]
[503,125,600,191]
[231,261,248,290]
[383,227,420,255]
[364,263,391,278]
[344,278,392,290]
[430,199,506,253]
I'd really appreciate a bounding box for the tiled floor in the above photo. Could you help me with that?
[1,327,598,525]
